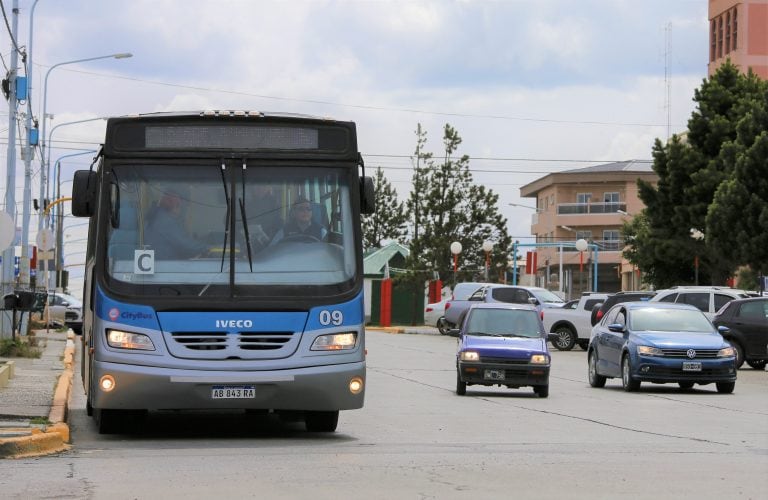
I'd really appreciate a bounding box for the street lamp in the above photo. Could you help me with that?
[450,241,462,285]
[508,202,541,212]
[38,53,132,233]
[690,228,705,285]
[482,240,493,281]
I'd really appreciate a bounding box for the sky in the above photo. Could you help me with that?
[0,0,711,295]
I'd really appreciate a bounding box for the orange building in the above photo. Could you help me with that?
[708,0,768,79]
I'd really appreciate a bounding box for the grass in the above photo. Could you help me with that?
[0,337,43,358]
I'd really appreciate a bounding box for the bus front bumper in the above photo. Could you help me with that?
[90,360,365,411]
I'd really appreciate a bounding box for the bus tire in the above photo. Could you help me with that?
[305,410,339,432]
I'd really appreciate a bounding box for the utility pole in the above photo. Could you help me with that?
[1,0,21,339]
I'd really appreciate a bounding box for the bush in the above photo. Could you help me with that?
[0,337,42,358]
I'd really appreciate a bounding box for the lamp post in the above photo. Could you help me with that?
[690,228,705,285]
[38,53,132,234]
[576,238,588,294]
[482,240,493,282]
[450,241,462,285]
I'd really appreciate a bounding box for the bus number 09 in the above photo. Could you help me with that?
[319,310,343,326]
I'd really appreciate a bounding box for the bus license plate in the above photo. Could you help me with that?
[211,385,256,399]
[484,369,505,380]
[682,362,702,372]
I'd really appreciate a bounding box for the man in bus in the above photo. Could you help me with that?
[270,196,328,244]
[146,190,209,259]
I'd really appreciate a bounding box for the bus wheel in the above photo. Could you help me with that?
[305,410,339,432]
[95,409,146,434]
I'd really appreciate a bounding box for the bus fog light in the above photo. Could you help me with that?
[100,375,116,392]
[349,377,364,394]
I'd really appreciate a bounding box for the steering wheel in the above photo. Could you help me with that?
[279,234,322,243]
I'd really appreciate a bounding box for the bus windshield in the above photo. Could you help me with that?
[105,162,356,297]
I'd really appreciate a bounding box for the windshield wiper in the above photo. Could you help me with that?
[219,163,230,273]
[239,161,254,271]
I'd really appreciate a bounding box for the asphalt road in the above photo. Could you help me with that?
[2,330,767,499]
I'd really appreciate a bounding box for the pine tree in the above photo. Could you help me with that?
[362,167,407,250]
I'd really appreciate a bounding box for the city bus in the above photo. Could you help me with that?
[71,111,375,434]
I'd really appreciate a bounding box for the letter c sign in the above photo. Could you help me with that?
[135,250,154,274]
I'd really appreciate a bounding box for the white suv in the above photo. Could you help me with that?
[650,286,755,319]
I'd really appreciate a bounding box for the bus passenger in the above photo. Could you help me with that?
[246,183,282,250]
[146,190,208,259]
[271,197,327,244]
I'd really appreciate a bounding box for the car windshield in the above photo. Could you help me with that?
[630,308,713,332]
[466,308,542,338]
[532,289,564,304]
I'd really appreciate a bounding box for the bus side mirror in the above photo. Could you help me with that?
[360,176,375,214]
[72,170,97,217]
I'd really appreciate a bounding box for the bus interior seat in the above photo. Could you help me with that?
[108,205,140,259]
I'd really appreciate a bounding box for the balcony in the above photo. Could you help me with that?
[557,202,627,215]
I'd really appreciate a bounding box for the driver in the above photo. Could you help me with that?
[270,196,327,244]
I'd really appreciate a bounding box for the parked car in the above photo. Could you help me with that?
[712,297,768,370]
[543,292,609,351]
[38,292,83,334]
[590,291,656,326]
[424,299,450,335]
[587,302,737,393]
[454,303,552,397]
[442,282,490,328]
[445,284,565,329]
[650,286,755,319]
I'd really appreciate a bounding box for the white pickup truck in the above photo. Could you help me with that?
[542,293,608,351]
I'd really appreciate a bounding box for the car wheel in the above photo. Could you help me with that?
[534,385,549,398]
[746,359,767,370]
[729,341,745,369]
[456,371,466,396]
[437,318,450,335]
[621,355,640,392]
[552,326,577,351]
[588,351,606,388]
[305,410,339,432]
[678,382,695,390]
[716,381,735,394]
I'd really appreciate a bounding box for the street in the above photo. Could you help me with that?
[3,329,767,499]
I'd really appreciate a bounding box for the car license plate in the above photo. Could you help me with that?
[682,362,702,372]
[211,385,256,399]
[484,369,505,380]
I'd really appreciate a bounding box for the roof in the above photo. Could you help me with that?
[519,159,656,197]
[559,160,653,174]
[363,242,410,275]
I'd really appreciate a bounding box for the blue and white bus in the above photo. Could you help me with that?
[72,111,374,433]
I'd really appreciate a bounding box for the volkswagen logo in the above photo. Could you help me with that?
[686,349,697,359]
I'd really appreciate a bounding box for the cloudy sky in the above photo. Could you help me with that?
[1,0,710,291]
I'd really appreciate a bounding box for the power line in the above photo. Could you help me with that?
[0,0,21,57]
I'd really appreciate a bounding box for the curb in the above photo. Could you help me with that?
[0,332,75,459]
[0,360,15,388]
[366,327,406,334]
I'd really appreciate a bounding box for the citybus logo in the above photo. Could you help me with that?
[215,319,253,328]
[108,308,120,321]
[122,311,154,321]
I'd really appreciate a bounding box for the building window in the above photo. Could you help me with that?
[603,230,620,251]
[710,19,717,62]
[733,7,738,50]
[725,11,731,53]
[718,17,723,58]
[576,231,592,241]
[576,193,592,204]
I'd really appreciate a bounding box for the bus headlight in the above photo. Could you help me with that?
[311,332,357,351]
[107,329,155,350]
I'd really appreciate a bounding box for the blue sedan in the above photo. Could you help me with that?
[588,302,737,393]
[455,303,552,398]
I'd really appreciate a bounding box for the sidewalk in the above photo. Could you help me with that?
[0,329,75,459]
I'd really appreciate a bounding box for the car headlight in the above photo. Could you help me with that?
[460,351,479,361]
[637,345,664,356]
[717,346,735,357]
[106,329,155,350]
[530,354,550,365]
[311,332,357,351]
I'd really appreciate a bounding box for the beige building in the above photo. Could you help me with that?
[708,0,768,79]
[519,161,657,297]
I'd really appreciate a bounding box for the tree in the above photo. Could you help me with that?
[405,124,511,288]
[632,61,767,287]
[362,166,407,250]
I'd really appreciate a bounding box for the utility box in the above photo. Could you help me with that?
[15,76,27,100]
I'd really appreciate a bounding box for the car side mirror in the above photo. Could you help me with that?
[608,323,625,333]
[717,325,730,335]
[448,328,461,337]
[528,297,539,305]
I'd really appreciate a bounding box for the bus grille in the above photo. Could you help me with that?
[167,331,298,359]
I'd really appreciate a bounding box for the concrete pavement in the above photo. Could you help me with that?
[0,329,75,459]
